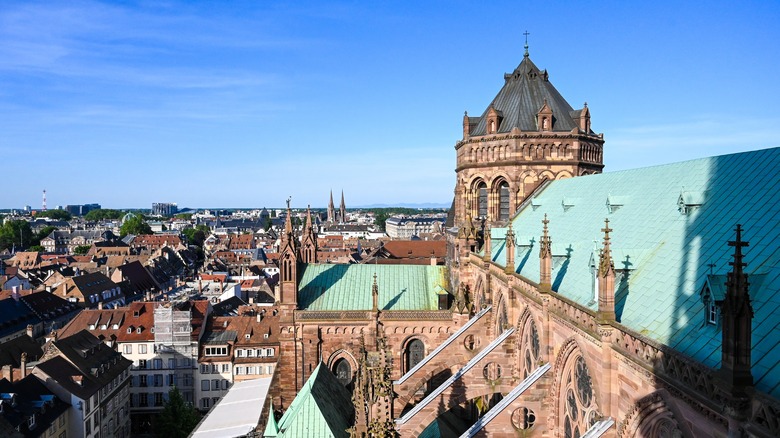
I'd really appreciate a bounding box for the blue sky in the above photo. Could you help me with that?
[1,1,778,209]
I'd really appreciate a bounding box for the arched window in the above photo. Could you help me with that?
[334,358,352,387]
[405,339,425,373]
[498,182,510,221]
[519,315,540,379]
[477,182,488,219]
[561,355,599,438]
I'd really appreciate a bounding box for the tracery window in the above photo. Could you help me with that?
[334,358,352,387]
[561,355,599,438]
[519,316,540,379]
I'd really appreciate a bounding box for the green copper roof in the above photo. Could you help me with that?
[264,405,278,437]
[297,264,449,311]
[490,147,780,398]
[276,363,353,438]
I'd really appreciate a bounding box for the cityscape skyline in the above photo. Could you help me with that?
[1,1,779,209]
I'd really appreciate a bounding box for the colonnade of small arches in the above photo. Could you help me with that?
[465,143,578,163]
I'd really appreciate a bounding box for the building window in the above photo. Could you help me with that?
[235,367,243,375]
[498,182,510,221]
[139,375,148,387]
[477,182,488,219]
[334,358,352,387]
[139,345,147,354]
[707,299,718,325]
[405,339,425,373]
[205,347,227,356]
[169,359,176,369]
[139,393,148,407]
[200,398,210,409]
[236,349,244,357]
[155,393,164,407]
[222,364,230,373]
[154,374,163,387]
[200,364,209,374]
[123,344,132,354]
[201,380,210,391]
[153,359,163,370]
[211,379,220,390]
[266,348,274,357]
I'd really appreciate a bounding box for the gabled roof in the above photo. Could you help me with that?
[276,363,353,438]
[469,55,582,135]
[489,147,780,398]
[297,264,449,311]
[36,330,131,399]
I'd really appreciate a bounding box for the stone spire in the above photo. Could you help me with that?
[539,214,552,290]
[279,199,298,307]
[597,218,616,321]
[328,190,335,223]
[340,190,347,224]
[300,205,318,264]
[720,224,754,395]
[504,222,516,274]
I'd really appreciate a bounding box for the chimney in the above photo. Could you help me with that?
[11,286,19,302]
[20,352,27,378]
[98,301,103,310]
[26,324,33,339]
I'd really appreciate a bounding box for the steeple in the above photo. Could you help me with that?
[279,198,298,307]
[597,218,616,322]
[300,205,318,264]
[720,224,754,396]
[339,190,346,224]
[327,190,335,223]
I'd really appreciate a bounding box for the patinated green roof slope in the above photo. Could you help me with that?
[276,363,353,438]
[298,264,449,311]
[490,147,780,398]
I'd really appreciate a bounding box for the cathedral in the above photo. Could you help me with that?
[265,47,780,438]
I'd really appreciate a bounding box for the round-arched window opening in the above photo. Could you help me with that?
[406,339,425,373]
[483,362,501,381]
[512,407,536,430]
[463,334,477,351]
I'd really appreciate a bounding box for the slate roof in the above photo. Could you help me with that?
[297,264,449,311]
[0,335,43,368]
[488,147,780,398]
[275,363,353,438]
[36,330,131,399]
[0,375,70,438]
[470,54,584,135]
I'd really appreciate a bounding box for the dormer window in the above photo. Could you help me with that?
[486,106,503,135]
[678,190,705,215]
[137,327,142,334]
[700,274,725,326]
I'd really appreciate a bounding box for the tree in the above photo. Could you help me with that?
[153,387,200,438]
[34,209,72,220]
[374,210,390,232]
[0,220,33,252]
[120,215,152,237]
[174,213,193,220]
[28,245,44,252]
[73,245,91,255]
[182,224,209,248]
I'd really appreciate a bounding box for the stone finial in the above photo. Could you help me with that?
[539,214,552,289]
[597,218,616,321]
[371,273,379,313]
[483,224,492,261]
[505,223,516,274]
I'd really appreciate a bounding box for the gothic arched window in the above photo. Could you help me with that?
[334,358,352,387]
[405,339,425,373]
[477,182,488,219]
[498,182,510,221]
[561,355,599,438]
[519,316,540,379]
